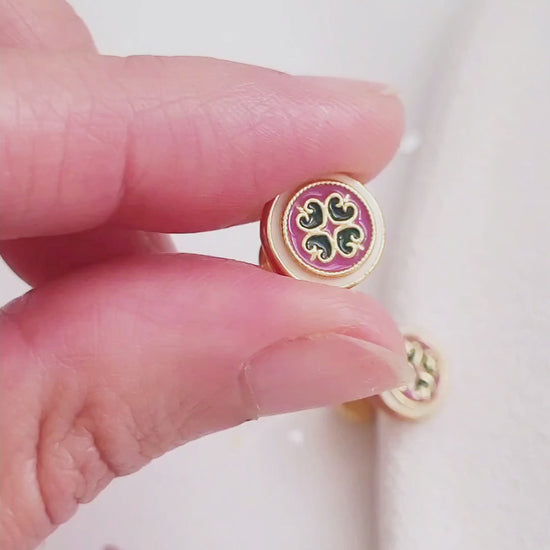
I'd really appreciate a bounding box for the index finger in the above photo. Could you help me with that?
[0,52,403,239]
[0,0,95,50]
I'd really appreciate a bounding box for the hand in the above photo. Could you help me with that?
[0,1,410,548]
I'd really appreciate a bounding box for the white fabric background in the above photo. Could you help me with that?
[375,2,550,549]
[0,0,547,548]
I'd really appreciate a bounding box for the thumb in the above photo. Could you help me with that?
[0,255,412,549]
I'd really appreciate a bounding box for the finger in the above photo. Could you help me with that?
[0,255,412,547]
[1,51,404,240]
[0,227,176,286]
[0,1,177,275]
[0,0,95,50]
[0,6,177,278]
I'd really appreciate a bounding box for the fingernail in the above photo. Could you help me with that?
[241,332,415,416]
[296,76,400,98]
[374,83,401,98]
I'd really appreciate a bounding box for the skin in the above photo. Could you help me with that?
[0,1,408,548]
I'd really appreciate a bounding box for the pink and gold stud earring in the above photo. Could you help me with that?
[260,174,446,421]
[341,332,447,422]
[260,174,385,286]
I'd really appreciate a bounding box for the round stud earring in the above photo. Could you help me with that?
[260,174,385,288]
[340,333,447,422]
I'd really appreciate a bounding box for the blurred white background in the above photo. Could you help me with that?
[0,1,461,548]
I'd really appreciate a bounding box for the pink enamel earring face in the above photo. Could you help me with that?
[261,174,385,288]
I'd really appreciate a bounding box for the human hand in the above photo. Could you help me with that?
[0,1,411,548]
